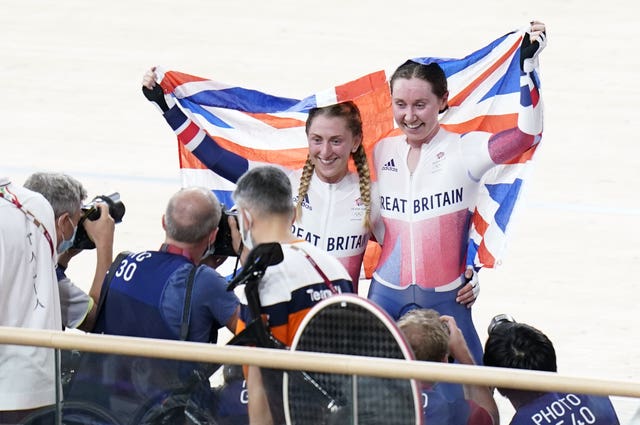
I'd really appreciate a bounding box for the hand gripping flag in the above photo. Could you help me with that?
[157,26,542,270]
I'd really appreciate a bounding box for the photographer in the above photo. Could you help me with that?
[398,308,498,425]
[69,186,240,422]
[0,177,61,423]
[24,172,115,331]
[483,317,620,425]
[230,166,353,425]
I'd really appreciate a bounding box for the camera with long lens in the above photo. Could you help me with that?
[211,205,239,257]
[72,193,125,250]
[487,313,516,335]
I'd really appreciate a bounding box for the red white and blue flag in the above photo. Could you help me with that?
[158,26,542,269]
[417,28,543,269]
[157,68,394,208]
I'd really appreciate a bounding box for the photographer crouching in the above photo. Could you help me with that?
[24,172,119,331]
[483,315,620,425]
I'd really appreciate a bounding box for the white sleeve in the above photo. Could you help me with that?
[58,275,93,329]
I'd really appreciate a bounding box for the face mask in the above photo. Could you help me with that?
[237,208,254,250]
[58,216,77,254]
[201,237,215,261]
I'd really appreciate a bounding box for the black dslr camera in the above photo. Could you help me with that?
[487,313,516,335]
[72,193,125,250]
[212,205,239,257]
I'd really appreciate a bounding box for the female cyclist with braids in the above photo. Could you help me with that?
[142,69,380,291]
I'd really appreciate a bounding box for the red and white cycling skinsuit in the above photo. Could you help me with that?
[370,71,541,364]
[373,129,502,290]
[372,72,542,293]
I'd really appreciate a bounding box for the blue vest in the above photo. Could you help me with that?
[94,251,193,339]
[512,393,619,425]
[72,251,215,421]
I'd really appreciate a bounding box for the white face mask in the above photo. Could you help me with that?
[57,215,77,254]
[237,208,254,250]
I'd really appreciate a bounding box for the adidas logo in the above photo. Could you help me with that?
[381,158,398,172]
[294,193,313,211]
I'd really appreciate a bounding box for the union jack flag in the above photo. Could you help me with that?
[157,67,393,207]
[157,26,542,270]
[424,28,543,269]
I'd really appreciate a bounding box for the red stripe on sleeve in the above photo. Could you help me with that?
[177,122,201,145]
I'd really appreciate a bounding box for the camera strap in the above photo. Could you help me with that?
[290,244,339,295]
[157,243,200,340]
[96,251,132,319]
[0,184,55,257]
[180,265,199,341]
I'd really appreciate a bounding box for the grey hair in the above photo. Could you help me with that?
[23,172,87,218]
[233,166,294,218]
[164,187,222,243]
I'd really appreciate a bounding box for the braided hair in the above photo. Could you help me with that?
[296,101,372,230]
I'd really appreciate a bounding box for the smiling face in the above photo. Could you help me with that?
[306,114,362,184]
[391,77,448,147]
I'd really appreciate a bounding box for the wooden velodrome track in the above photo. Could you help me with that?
[2,0,639,422]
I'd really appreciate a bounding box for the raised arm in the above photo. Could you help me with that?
[77,202,115,330]
[487,21,546,164]
[462,21,547,183]
[142,67,249,183]
[57,202,115,331]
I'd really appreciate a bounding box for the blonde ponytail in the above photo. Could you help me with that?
[295,156,315,223]
[352,144,372,230]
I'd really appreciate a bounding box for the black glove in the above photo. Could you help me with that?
[142,83,172,113]
[520,29,547,73]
